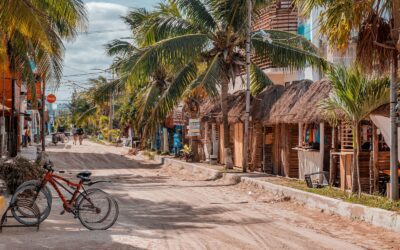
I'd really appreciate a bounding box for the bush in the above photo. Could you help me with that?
[0,157,44,194]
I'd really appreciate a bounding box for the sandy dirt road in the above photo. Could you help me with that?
[1,140,400,250]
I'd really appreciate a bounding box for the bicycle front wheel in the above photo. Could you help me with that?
[77,190,118,230]
[11,181,52,225]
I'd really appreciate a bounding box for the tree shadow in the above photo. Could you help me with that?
[115,196,272,232]
[47,151,162,171]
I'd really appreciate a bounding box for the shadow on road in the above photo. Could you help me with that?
[47,151,162,170]
[115,195,272,232]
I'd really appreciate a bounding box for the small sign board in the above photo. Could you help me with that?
[188,119,201,137]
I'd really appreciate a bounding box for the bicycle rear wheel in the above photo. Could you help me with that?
[77,190,118,230]
[11,181,52,225]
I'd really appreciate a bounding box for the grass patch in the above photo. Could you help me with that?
[266,177,400,212]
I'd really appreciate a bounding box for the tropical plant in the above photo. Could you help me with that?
[70,76,112,130]
[320,65,390,195]
[107,0,327,168]
[295,0,396,73]
[0,0,87,84]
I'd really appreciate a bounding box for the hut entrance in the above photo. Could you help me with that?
[233,123,244,168]
[263,126,274,174]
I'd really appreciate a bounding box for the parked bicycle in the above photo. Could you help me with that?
[11,161,119,230]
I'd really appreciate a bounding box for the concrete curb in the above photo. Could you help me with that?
[235,176,400,232]
[159,157,222,180]
[156,156,400,232]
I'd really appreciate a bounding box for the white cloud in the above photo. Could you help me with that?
[55,0,160,102]
[56,2,130,101]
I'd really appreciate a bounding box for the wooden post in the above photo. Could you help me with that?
[298,123,303,146]
[262,126,266,172]
[41,79,46,152]
[372,124,379,193]
[329,126,338,186]
[283,124,290,177]
[163,127,168,152]
[320,123,325,170]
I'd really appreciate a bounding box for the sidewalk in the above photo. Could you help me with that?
[19,145,39,161]
[155,156,400,232]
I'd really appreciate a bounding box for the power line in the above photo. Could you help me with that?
[78,29,130,35]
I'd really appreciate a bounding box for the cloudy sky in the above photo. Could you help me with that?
[55,0,159,102]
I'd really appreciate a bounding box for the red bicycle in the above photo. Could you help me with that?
[11,161,119,230]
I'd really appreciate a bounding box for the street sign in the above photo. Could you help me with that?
[188,119,201,137]
[46,94,56,103]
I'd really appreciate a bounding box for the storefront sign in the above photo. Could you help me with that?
[188,119,201,136]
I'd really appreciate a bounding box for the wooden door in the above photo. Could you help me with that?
[233,123,244,167]
[219,124,224,164]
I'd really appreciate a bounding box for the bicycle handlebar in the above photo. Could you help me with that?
[43,160,54,172]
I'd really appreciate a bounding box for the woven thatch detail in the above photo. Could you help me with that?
[199,91,248,124]
[251,85,284,122]
[290,78,332,123]
[265,79,313,125]
[371,103,390,117]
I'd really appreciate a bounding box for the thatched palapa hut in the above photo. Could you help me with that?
[262,80,313,177]
[289,79,334,180]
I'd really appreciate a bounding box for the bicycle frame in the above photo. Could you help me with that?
[41,171,85,212]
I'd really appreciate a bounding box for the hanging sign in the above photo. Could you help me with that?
[188,118,201,136]
[46,94,56,103]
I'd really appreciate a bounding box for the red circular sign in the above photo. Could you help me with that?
[46,94,56,103]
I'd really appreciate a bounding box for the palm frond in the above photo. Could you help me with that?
[184,54,221,97]
[252,30,328,71]
[119,34,209,84]
[148,63,198,125]
[250,62,274,95]
[320,65,390,125]
[175,0,217,31]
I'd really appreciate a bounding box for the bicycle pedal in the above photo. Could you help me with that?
[60,210,65,215]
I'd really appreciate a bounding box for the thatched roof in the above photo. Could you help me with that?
[199,90,248,124]
[264,79,313,125]
[290,78,332,124]
[251,85,284,122]
[371,103,390,117]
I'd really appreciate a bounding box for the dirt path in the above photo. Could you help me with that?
[1,140,400,250]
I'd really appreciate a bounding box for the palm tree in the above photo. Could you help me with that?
[320,65,390,195]
[108,0,326,168]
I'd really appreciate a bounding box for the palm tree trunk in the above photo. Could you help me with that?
[387,0,400,200]
[221,78,233,169]
[352,122,362,195]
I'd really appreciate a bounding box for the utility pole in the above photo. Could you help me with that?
[108,71,114,142]
[41,78,46,152]
[243,0,252,173]
[390,0,400,200]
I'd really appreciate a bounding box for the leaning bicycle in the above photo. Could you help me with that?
[11,161,119,230]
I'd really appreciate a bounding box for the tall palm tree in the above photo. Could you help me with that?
[108,0,327,168]
[320,65,390,195]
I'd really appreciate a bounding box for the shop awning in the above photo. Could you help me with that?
[370,114,400,161]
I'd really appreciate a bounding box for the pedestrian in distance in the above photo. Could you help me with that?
[72,125,78,145]
[27,126,32,146]
[23,126,28,147]
[77,127,84,145]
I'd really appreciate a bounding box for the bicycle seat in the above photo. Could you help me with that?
[77,171,92,181]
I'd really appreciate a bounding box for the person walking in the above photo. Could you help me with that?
[77,126,84,145]
[23,126,28,147]
[27,126,32,146]
[72,125,78,145]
